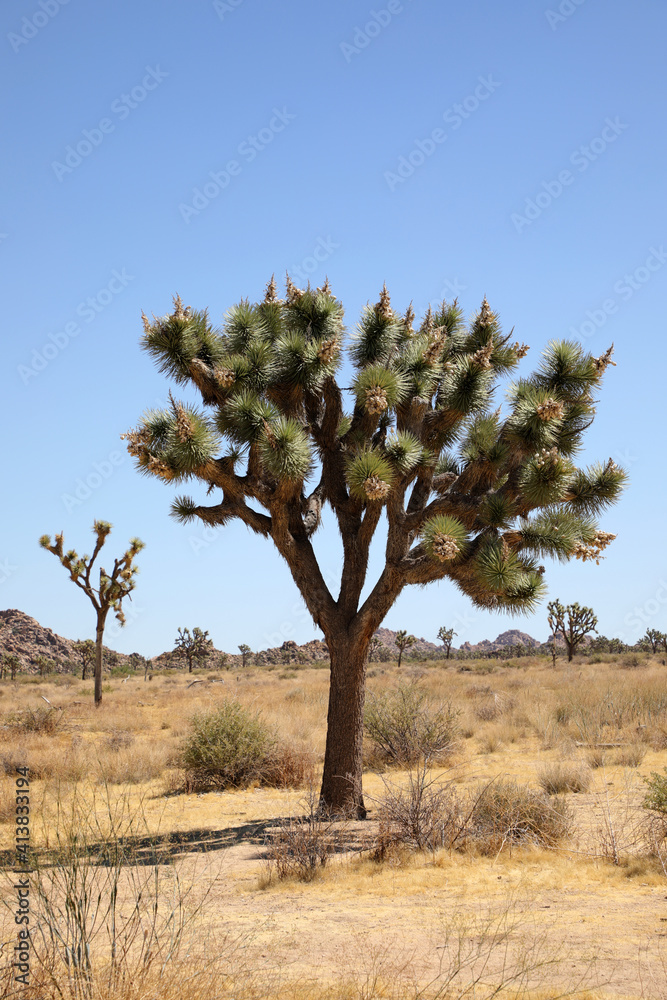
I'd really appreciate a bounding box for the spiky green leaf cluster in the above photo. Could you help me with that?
[383,432,424,474]
[259,416,313,481]
[346,449,395,502]
[421,515,470,563]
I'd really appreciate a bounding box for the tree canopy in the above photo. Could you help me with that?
[124,279,626,813]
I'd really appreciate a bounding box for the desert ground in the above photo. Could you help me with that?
[1,652,667,999]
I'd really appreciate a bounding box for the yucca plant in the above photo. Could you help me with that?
[125,279,626,815]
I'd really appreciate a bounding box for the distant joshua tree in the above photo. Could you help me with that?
[72,639,96,680]
[643,629,665,654]
[238,643,252,668]
[368,635,383,663]
[547,599,598,662]
[437,625,457,660]
[1,653,20,681]
[394,629,416,669]
[174,627,213,672]
[40,521,144,706]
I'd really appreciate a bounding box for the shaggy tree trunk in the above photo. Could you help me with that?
[94,611,108,707]
[319,630,370,819]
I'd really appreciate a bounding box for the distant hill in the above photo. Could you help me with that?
[0,609,140,672]
[1,608,552,673]
[372,628,440,657]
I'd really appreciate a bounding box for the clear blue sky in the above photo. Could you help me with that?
[2,0,665,657]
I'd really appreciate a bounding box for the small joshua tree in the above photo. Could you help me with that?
[394,629,416,669]
[437,625,457,660]
[40,521,144,706]
[174,626,214,672]
[238,643,252,668]
[125,283,626,815]
[547,599,597,662]
[72,639,96,680]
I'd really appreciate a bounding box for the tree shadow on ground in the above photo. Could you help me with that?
[0,815,373,871]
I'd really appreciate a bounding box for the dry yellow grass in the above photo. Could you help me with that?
[1,655,666,998]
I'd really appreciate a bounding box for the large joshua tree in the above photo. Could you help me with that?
[124,279,626,816]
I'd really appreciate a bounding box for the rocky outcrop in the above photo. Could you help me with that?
[458,629,541,653]
[0,608,140,673]
[371,628,440,657]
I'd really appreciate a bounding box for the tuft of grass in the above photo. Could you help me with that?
[585,747,607,769]
[613,742,646,768]
[537,760,592,794]
[262,740,317,789]
[462,778,573,855]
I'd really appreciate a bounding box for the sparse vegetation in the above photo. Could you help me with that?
[0,647,665,998]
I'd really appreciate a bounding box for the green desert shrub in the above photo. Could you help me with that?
[364,685,460,767]
[179,700,277,791]
[643,767,667,815]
